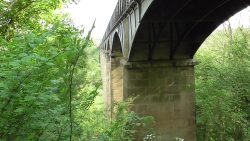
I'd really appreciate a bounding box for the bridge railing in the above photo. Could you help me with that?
[102,0,141,43]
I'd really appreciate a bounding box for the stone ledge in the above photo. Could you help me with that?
[120,59,198,68]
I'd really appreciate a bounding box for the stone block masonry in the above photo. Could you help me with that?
[123,60,196,141]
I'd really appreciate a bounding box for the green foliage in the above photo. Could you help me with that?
[0,0,70,38]
[104,101,154,141]
[72,97,154,141]
[0,0,99,140]
[88,100,155,141]
[195,27,250,141]
[0,16,96,141]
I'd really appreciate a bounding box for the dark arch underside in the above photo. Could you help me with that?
[129,0,250,61]
[112,33,123,58]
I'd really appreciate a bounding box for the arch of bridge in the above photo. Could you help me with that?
[101,0,249,61]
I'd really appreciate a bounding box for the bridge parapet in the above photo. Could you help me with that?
[102,0,142,43]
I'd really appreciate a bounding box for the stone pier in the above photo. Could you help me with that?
[101,54,197,141]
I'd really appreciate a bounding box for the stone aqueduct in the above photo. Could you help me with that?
[99,0,250,140]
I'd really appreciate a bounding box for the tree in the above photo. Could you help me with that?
[0,0,99,140]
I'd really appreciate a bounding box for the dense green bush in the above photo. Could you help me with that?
[195,27,250,141]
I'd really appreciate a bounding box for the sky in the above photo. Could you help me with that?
[65,1,250,40]
[64,0,118,41]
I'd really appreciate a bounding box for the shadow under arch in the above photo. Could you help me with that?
[129,0,250,61]
[111,32,123,58]
[106,42,110,52]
